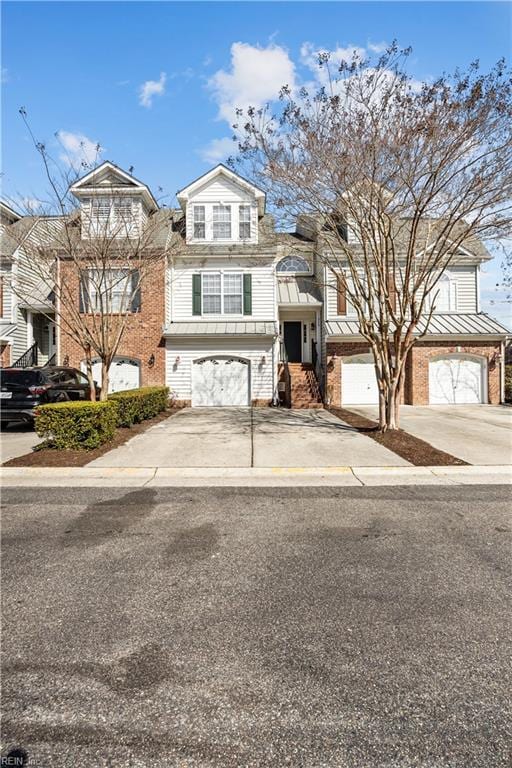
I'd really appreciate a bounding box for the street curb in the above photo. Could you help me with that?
[0,465,510,487]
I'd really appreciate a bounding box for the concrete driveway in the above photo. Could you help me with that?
[90,407,409,468]
[0,423,41,464]
[350,405,512,465]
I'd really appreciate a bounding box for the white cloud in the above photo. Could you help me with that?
[138,72,167,108]
[200,136,237,164]
[56,130,103,169]
[208,42,296,124]
[368,41,388,54]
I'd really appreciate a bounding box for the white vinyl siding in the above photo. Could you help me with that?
[0,268,12,320]
[324,264,479,319]
[185,175,258,245]
[168,258,276,322]
[166,338,274,403]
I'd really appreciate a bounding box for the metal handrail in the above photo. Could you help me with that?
[44,354,56,367]
[11,342,39,368]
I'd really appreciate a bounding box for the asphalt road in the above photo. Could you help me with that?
[1,485,511,768]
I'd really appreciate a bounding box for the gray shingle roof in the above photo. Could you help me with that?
[326,313,510,338]
[162,321,278,337]
[277,277,322,306]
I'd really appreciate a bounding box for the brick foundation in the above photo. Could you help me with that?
[0,343,11,367]
[59,261,166,388]
[252,398,272,407]
[326,340,502,406]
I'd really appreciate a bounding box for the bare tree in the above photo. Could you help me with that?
[9,111,176,400]
[235,44,512,429]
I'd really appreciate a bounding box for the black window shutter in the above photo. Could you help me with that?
[192,274,202,315]
[243,274,252,315]
[131,270,141,312]
[79,272,87,313]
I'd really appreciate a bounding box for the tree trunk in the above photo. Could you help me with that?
[83,345,96,402]
[99,359,110,402]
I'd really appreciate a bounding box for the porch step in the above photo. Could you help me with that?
[287,362,323,408]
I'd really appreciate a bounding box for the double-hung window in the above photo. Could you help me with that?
[201,272,243,315]
[87,269,131,313]
[223,273,243,314]
[213,205,231,239]
[433,273,457,312]
[193,206,206,239]
[202,273,222,314]
[239,205,251,239]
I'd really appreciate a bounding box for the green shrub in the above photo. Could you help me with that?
[505,364,512,403]
[35,401,119,450]
[109,386,169,427]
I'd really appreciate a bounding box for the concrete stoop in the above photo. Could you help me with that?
[0,465,510,487]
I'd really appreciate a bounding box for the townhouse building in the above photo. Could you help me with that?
[0,161,508,407]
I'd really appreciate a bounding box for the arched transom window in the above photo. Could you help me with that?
[276,255,311,274]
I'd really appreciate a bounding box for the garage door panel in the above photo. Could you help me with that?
[342,355,379,405]
[88,358,141,394]
[429,356,484,404]
[192,357,249,407]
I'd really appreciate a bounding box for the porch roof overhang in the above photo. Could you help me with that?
[325,313,510,340]
[162,321,279,337]
[277,277,322,307]
[0,322,16,342]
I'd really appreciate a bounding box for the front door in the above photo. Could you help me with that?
[283,322,302,363]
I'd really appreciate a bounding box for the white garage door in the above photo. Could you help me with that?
[192,357,250,407]
[89,357,141,394]
[342,354,379,405]
[429,355,484,404]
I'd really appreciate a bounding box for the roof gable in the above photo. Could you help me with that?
[177,164,265,215]
[0,200,22,223]
[69,161,158,211]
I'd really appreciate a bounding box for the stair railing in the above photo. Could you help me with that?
[11,342,39,368]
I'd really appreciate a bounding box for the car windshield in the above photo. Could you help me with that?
[0,370,46,386]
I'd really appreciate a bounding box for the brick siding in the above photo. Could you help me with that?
[326,339,501,406]
[59,260,166,387]
[0,343,11,367]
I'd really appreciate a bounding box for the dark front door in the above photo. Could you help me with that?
[283,322,302,363]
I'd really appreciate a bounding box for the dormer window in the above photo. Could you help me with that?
[433,272,458,313]
[213,205,231,239]
[87,196,134,234]
[239,205,251,239]
[193,206,206,239]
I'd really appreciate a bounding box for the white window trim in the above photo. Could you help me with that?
[432,272,458,313]
[200,269,245,317]
[187,202,256,244]
[276,255,312,276]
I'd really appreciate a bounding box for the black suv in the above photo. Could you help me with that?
[0,366,99,426]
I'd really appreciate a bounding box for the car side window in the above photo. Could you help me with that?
[75,372,90,385]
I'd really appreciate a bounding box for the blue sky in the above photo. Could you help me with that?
[2,1,511,321]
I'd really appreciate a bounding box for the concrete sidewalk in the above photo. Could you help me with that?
[1,465,510,487]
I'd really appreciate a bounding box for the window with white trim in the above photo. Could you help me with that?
[239,205,251,239]
[276,255,311,274]
[87,269,131,313]
[212,205,231,239]
[433,272,457,312]
[193,206,205,239]
[202,273,222,314]
[201,272,243,315]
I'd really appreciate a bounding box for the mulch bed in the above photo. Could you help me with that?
[3,409,181,468]
[329,407,469,466]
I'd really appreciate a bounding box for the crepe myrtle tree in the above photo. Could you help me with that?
[10,110,175,400]
[234,44,512,430]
